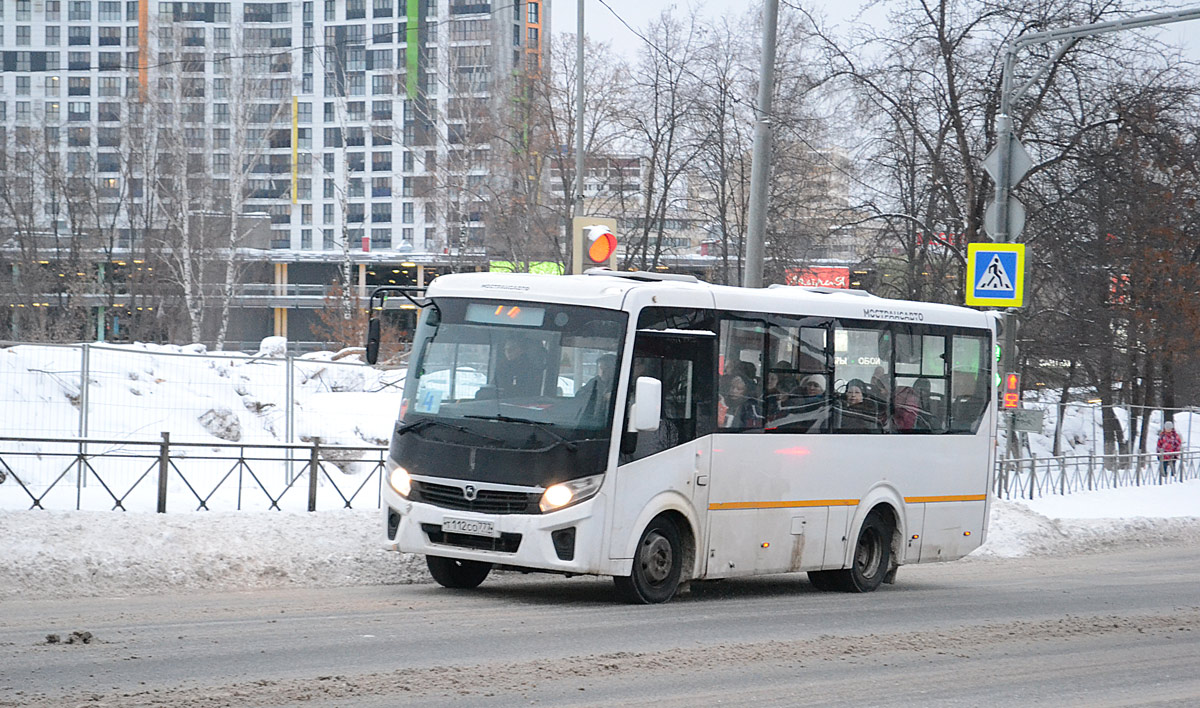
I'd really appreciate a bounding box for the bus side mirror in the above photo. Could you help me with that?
[365,318,381,365]
[631,376,662,432]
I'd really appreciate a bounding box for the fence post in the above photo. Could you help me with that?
[285,354,295,484]
[1028,459,1036,500]
[77,343,91,498]
[157,432,170,513]
[308,441,320,512]
[1059,457,1066,496]
[1087,454,1094,491]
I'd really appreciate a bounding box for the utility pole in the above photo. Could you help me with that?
[574,0,586,228]
[742,0,779,288]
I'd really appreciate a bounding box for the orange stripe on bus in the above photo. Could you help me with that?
[903,494,987,503]
[709,499,859,511]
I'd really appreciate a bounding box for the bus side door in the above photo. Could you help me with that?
[608,332,716,568]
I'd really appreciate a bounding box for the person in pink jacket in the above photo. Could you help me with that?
[1157,421,1183,478]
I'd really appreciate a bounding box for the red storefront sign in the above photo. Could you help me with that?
[785,266,850,288]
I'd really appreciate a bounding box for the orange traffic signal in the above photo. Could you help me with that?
[586,227,617,264]
[1003,373,1020,409]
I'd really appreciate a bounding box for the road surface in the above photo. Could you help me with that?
[2,545,1199,707]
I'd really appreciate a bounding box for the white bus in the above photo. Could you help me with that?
[373,270,997,603]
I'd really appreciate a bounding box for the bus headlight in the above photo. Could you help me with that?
[539,474,603,513]
[386,458,411,497]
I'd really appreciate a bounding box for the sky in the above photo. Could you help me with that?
[0,338,1198,600]
[552,0,1200,64]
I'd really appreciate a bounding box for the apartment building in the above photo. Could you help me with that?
[0,0,548,346]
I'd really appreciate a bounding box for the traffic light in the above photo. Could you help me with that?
[571,217,618,273]
[585,225,618,264]
[1003,372,1021,409]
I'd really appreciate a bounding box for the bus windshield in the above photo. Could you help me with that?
[401,298,628,441]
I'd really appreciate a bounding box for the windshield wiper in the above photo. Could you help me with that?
[396,418,503,444]
[462,414,578,452]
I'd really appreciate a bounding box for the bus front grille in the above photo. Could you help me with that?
[411,480,539,515]
[421,524,523,553]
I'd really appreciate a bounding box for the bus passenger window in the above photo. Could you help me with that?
[949,334,990,433]
[833,324,889,433]
[718,319,765,431]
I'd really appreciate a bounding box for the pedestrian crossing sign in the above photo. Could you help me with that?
[966,243,1025,307]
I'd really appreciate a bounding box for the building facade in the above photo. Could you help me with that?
[0,0,548,346]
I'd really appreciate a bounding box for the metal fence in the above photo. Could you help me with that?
[994,450,1200,500]
[0,434,387,512]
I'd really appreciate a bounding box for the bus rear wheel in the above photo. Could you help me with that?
[834,513,893,593]
[614,516,684,604]
[426,555,492,589]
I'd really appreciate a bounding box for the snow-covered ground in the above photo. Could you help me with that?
[3,481,1198,601]
[0,338,1197,601]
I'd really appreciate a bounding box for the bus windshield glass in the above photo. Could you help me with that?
[401,298,628,439]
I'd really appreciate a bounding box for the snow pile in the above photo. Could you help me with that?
[979,479,1200,558]
[2,481,1198,600]
[1018,390,1198,459]
[0,509,425,600]
[0,338,404,447]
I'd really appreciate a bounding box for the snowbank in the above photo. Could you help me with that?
[4,480,1199,600]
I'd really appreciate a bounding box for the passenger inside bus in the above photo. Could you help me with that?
[838,379,880,433]
[493,335,547,397]
[577,353,618,424]
[765,362,796,418]
[720,373,763,428]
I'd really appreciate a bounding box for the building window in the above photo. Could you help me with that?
[402,202,414,223]
[16,26,32,46]
[69,27,91,46]
[323,203,334,223]
[372,202,391,222]
[372,151,392,171]
[374,0,393,17]
[45,76,61,96]
[68,77,90,96]
[99,27,121,46]
[99,1,120,21]
[97,102,119,121]
[69,1,91,21]
[46,26,62,46]
[528,1,539,23]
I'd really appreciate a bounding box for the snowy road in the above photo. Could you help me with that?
[3,543,1199,707]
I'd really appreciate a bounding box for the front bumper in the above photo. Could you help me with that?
[383,485,609,575]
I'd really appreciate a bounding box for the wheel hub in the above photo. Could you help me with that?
[640,532,673,585]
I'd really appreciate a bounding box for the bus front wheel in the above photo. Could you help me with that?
[426,555,492,589]
[614,516,684,604]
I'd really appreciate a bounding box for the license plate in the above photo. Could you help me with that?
[442,517,499,538]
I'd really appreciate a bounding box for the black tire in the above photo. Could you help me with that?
[834,512,893,593]
[807,569,842,591]
[426,555,492,589]
[614,516,684,604]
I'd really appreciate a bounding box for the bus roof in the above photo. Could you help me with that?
[424,271,994,330]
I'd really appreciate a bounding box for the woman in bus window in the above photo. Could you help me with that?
[839,379,879,433]
[721,373,762,429]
